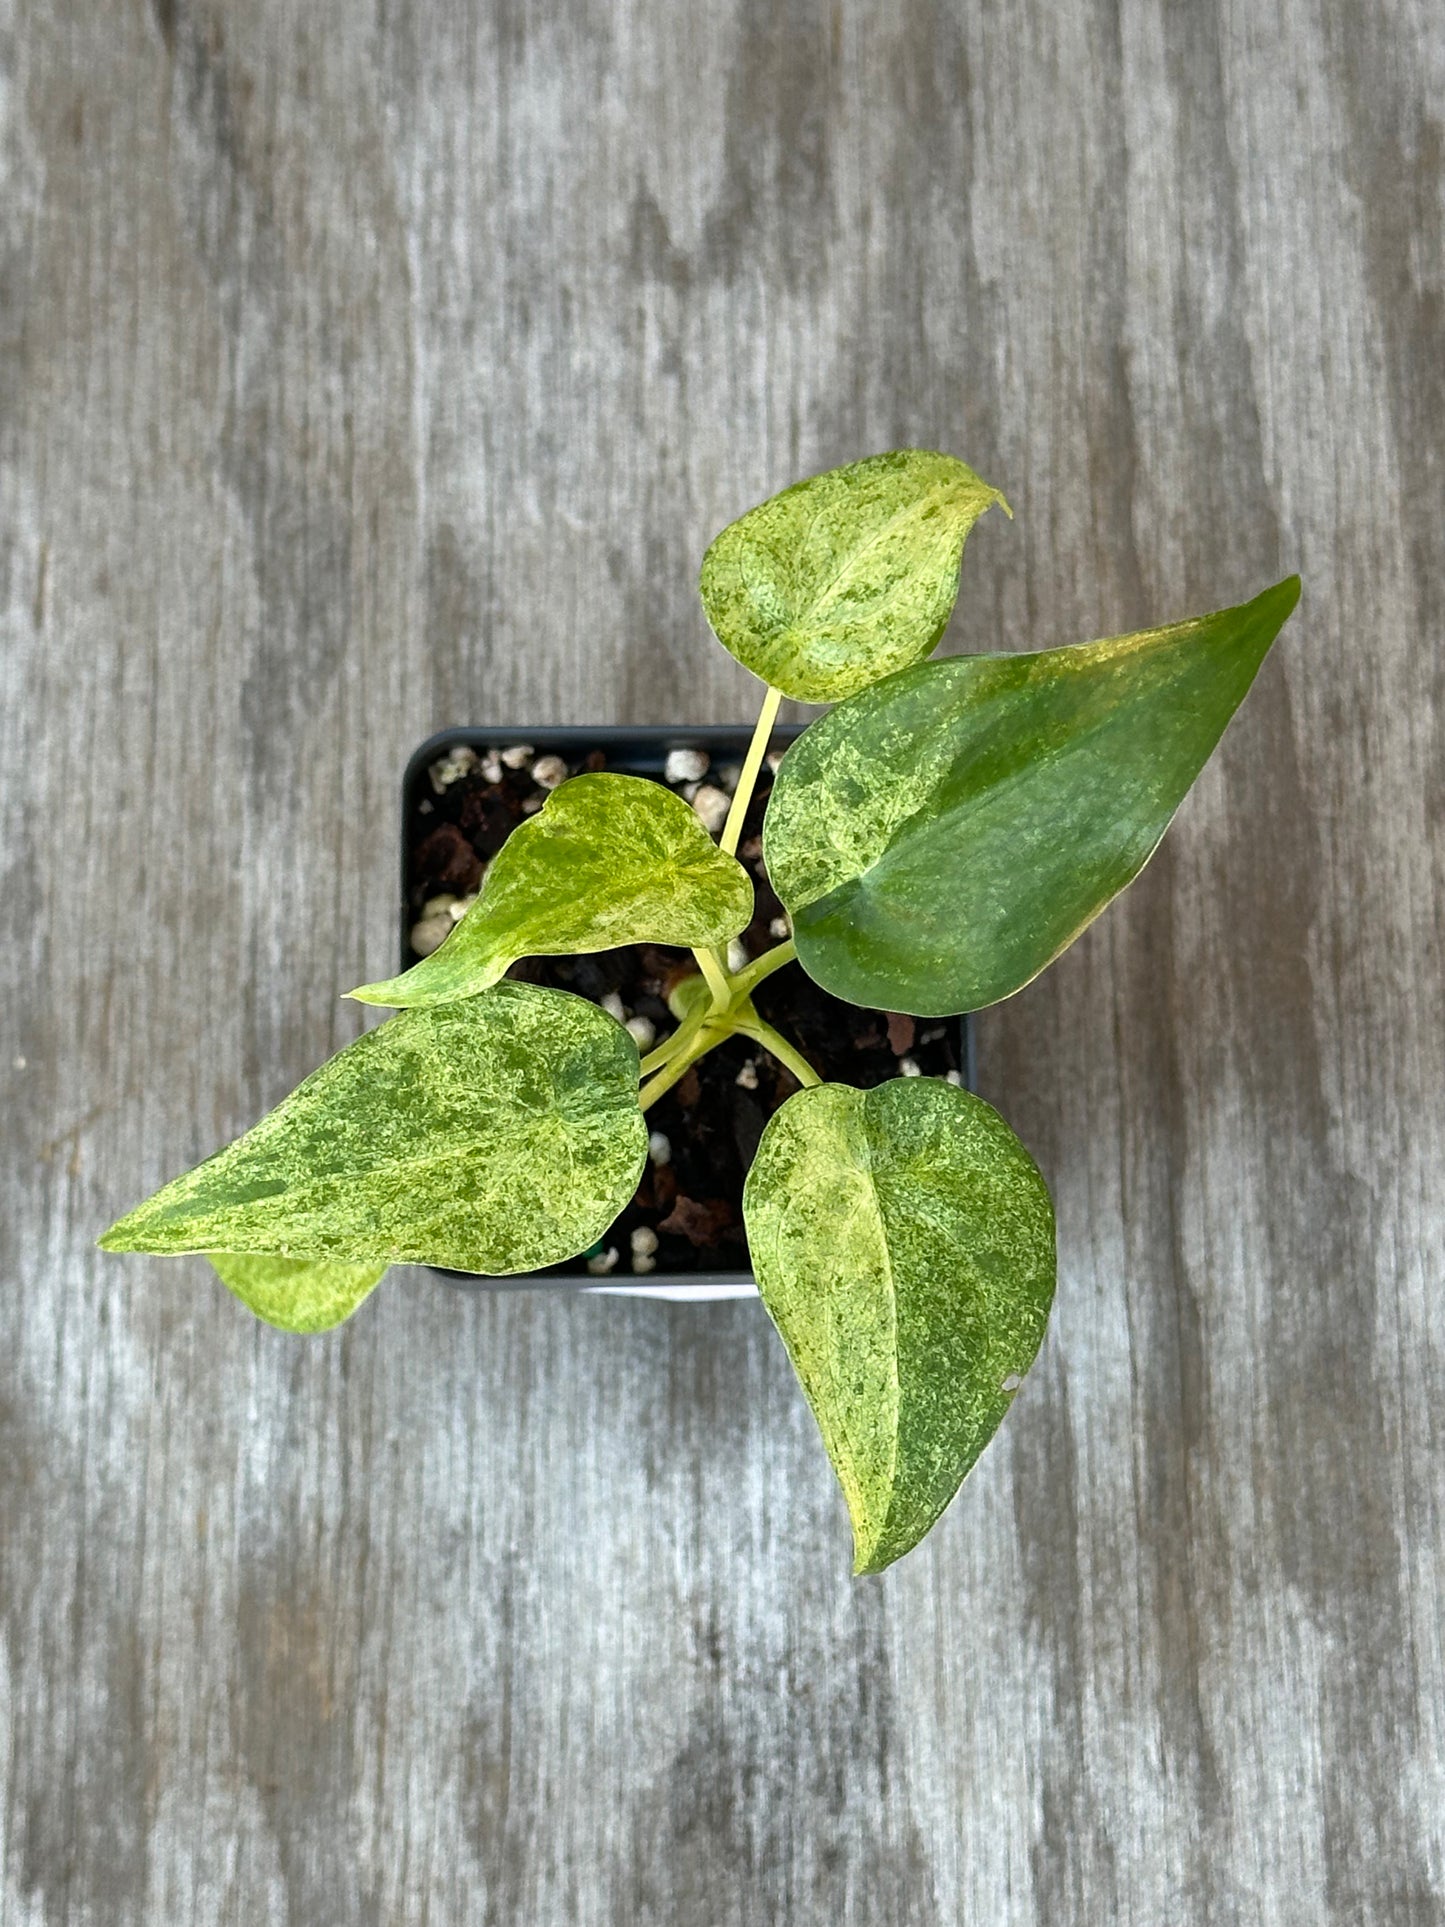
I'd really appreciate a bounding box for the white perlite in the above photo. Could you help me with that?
[427,745,478,793]
[409,915,452,957]
[421,892,476,926]
[625,1015,656,1049]
[630,1226,659,1257]
[499,743,534,769]
[899,1056,922,1077]
[647,1130,672,1166]
[586,1246,620,1276]
[768,915,790,939]
[600,992,626,1023]
[665,747,709,784]
[531,753,568,789]
[726,938,749,974]
[691,785,731,833]
[480,750,504,784]
[735,1059,759,1090]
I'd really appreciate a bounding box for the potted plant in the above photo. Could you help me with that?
[101,450,1300,1572]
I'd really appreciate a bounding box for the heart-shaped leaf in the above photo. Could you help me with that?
[764,576,1301,1015]
[207,1253,387,1332]
[699,449,1009,703]
[744,1077,1055,1573]
[100,984,647,1274]
[352,773,754,1008]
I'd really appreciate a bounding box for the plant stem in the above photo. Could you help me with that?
[635,988,821,1110]
[727,937,796,1002]
[719,684,783,858]
[730,1008,822,1089]
[638,1019,731,1111]
[635,696,809,1108]
[692,944,732,1013]
[636,1000,711,1076]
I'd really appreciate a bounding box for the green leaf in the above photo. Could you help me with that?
[764,576,1301,1016]
[207,1253,387,1333]
[352,773,754,1008]
[699,449,1009,703]
[100,984,647,1274]
[743,1077,1055,1573]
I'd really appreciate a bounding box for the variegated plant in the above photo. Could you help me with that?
[102,450,1300,1572]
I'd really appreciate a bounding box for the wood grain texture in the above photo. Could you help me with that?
[1,0,1441,1920]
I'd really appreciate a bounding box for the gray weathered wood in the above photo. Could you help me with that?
[2,0,1442,1919]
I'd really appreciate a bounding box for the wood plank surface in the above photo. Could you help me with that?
[1,0,1441,1920]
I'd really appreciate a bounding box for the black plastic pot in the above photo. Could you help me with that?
[400,724,974,1298]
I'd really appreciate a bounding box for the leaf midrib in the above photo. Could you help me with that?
[780,475,990,635]
[131,1101,637,1250]
[799,626,1211,913]
[853,1093,902,1563]
[468,814,750,964]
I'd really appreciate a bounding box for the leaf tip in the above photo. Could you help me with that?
[347,973,431,1008]
[1236,574,1301,663]
[1249,573,1301,630]
[97,1213,142,1254]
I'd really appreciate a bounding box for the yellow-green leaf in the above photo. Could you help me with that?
[352,773,753,1008]
[764,577,1301,1016]
[207,1253,387,1333]
[743,1077,1055,1573]
[100,985,647,1274]
[699,449,1009,703]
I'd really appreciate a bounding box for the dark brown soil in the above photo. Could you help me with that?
[406,740,966,1278]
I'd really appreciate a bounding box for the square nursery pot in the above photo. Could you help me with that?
[401,724,975,1301]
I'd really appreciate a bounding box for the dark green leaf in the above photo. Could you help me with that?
[764,577,1300,1015]
[100,985,647,1274]
[352,773,753,1008]
[207,1253,387,1332]
[744,1077,1055,1573]
[699,449,1009,703]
